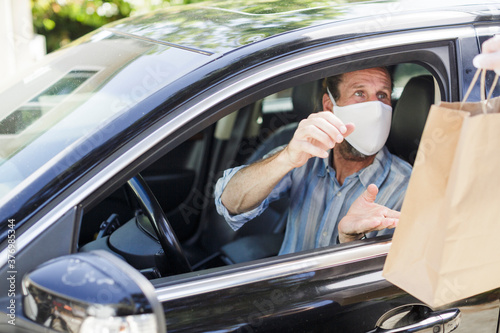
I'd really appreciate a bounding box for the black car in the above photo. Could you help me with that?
[1,1,500,332]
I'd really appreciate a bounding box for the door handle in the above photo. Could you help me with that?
[367,304,460,333]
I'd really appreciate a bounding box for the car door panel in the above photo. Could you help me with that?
[156,244,407,332]
[154,238,500,332]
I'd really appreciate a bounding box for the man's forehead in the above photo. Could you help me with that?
[342,68,391,89]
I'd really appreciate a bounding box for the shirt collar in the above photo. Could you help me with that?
[317,146,392,188]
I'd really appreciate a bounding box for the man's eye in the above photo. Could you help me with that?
[354,91,364,97]
[377,93,388,99]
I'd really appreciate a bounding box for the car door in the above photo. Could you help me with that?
[145,25,500,332]
[153,236,499,332]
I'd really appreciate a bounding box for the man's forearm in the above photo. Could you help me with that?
[221,109,351,215]
[220,149,294,215]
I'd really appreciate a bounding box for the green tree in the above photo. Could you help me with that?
[31,0,208,53]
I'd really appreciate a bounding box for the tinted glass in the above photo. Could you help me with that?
[0,30,211,210]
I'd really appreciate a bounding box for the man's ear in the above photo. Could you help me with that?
[322,93,333,111]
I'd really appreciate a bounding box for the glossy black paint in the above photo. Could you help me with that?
[155,240,500,332]
[105,1,490,55]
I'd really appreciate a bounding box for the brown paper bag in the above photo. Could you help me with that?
[383,69,500,308]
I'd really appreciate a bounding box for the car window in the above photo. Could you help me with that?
[0,70,97,135]
[391,63,434,100]
[0,32,211,205]
[78,62,435,278]
[262,88,294,114]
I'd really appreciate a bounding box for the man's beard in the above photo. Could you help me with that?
[337,140,370,161]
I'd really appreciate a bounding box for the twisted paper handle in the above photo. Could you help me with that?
[461,68,499,113]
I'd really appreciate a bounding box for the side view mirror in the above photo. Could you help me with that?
[22,250,165,333]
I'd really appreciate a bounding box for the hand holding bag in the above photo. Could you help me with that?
[383,69,500,308]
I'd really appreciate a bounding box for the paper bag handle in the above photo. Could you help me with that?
[461,68,499,113]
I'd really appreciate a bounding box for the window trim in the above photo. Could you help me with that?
[154,238,391,302]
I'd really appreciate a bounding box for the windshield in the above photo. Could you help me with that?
[0,29,211,205]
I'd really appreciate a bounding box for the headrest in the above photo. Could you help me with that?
[388,75,435,164]
[291,80,323,120]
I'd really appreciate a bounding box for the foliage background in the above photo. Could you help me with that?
[32,0,208,53]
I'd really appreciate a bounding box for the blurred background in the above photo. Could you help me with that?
[0,0,209,86]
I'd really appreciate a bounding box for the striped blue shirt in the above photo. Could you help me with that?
[214,146,412,255]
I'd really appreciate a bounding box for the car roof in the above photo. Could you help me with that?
[104,0,499,55]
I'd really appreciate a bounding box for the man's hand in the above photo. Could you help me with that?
[282,111,355,169]
[221,110,354,215]
[338,184,399,243]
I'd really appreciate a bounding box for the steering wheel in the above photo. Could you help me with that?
[127,175,192,275]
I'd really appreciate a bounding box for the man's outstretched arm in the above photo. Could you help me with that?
[221,111,353,215]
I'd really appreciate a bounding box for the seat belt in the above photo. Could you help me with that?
[183,104,256,247]
[210,103,256,175]
[221,105,254,168]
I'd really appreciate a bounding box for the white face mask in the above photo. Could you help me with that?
[327,88,392,156]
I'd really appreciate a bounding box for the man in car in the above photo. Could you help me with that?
[214,67,412,254]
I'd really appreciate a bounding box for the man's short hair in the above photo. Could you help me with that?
[322,67,393,102]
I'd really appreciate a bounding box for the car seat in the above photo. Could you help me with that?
[247,80,323,163]
[387,75,435,164]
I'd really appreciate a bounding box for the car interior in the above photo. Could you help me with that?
[78,62,440,279]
